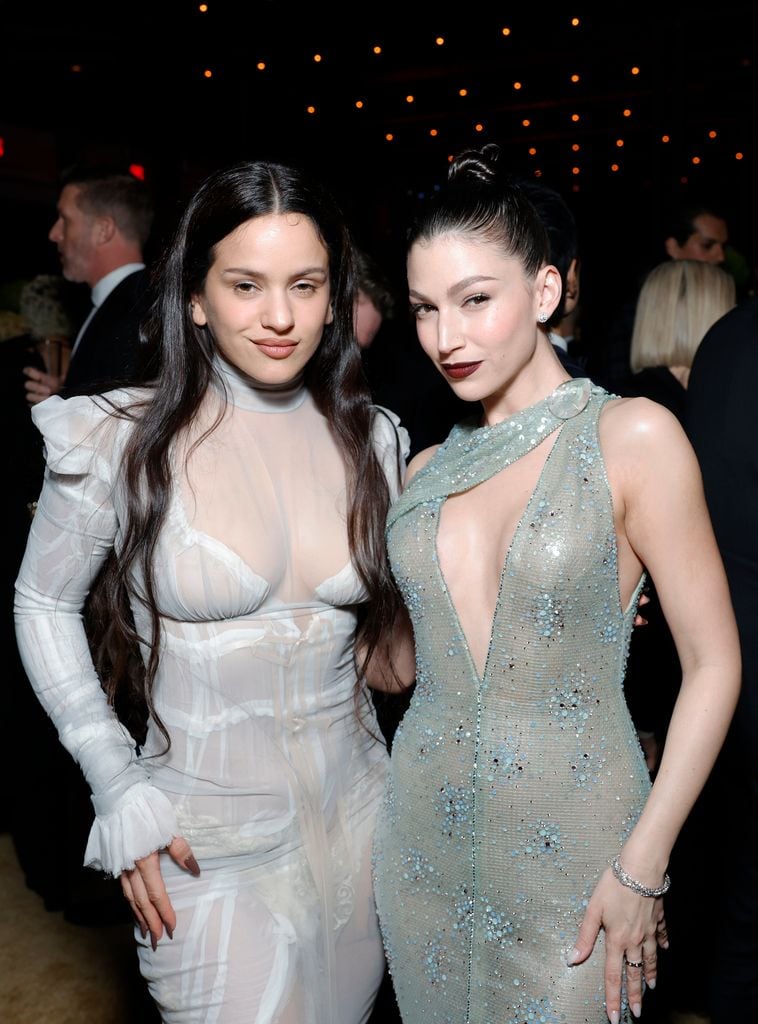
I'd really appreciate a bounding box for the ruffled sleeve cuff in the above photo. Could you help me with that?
[85,782,180,877]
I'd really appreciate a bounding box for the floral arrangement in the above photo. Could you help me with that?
[0,273,74,342]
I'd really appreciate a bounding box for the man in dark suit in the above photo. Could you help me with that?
[686,295,758,1022]
[23,165,154,403]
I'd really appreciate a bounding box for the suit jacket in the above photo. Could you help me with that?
[687,296,758,759]
[61,267,152,396]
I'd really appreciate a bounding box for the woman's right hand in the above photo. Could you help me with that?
[120,835,200,950]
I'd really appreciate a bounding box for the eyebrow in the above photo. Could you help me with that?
[220,265,329,278]
[408,274,498,300]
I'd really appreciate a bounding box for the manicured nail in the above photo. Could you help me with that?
[566,947,581,966]
[139,923,148,940]
[151,934,158,952]
[648,977,656,989]
[166,925,174,940]
[184,854,201,877]
[609,1012,620,1024]
[632,1003,642,1018]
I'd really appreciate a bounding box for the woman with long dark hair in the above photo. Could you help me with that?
[371,145,740,1024]
[15,160,409,1022]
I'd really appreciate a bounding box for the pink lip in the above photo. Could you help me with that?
[254,340,298,359]
[442,361,482,380]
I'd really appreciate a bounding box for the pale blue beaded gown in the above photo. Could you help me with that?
[373,379,651,1024]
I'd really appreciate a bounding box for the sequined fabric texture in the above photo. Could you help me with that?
[373,379,650,1024]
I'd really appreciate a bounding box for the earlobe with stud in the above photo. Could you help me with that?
[537,311,548,324]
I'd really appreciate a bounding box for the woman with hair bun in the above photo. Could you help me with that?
[371,144,739,1024]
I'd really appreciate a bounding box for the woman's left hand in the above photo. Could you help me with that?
[568,867,667,1023]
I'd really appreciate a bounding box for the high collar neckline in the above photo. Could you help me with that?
[212,354,307,413]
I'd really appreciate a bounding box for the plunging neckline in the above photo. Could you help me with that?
[415,378,594,686]
[435,433,564,684]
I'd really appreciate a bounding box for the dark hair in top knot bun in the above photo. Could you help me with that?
[409,143,549,279]
[447,143,503,188]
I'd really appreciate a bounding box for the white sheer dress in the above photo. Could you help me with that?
[14,356,409,1023]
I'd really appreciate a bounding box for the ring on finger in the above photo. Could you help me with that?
[625,958,643,969]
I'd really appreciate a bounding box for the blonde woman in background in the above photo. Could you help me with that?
[621,257,736,1021]
[623,259,736,418]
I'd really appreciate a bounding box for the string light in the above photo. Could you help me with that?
[1,11,747,212]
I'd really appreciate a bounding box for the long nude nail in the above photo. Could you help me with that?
[566,947,581,966]
[184,854,201,877]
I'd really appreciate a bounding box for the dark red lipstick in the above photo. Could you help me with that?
[442,361,482,380]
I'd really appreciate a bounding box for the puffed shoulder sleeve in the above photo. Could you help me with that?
[371,405,411,502]
[14,393,179,876]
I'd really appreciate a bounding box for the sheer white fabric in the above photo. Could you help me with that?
[14,356,409,1023]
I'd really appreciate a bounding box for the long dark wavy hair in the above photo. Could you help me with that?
[90,160,405,749]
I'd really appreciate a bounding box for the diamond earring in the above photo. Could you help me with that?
[537,312,548,324]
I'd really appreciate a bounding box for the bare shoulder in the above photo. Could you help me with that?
[598,395,700,489]
[405,444,441,486]
[599,394,690,452]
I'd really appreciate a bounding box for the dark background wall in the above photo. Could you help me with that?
[2,2,756,352]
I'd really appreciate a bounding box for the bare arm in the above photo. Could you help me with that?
[612,399,739,875]
[571,399,740,1020]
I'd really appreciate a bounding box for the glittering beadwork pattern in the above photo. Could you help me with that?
[374,380,650,1024]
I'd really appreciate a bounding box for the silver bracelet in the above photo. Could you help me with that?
[610,855,670,898]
